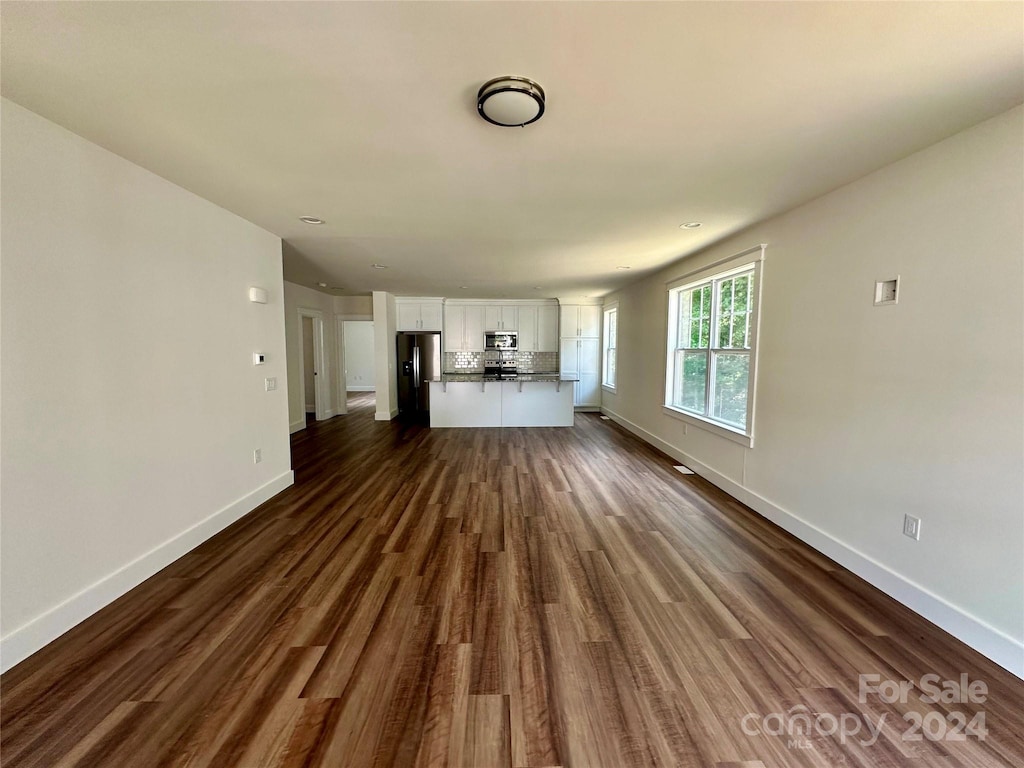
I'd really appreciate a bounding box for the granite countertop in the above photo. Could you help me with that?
[439,372,579,383]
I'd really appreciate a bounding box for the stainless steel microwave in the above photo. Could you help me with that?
[484,331,518,351]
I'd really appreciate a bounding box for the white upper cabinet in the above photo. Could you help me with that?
[443,304,466,351]
[464,305,485,350]
[420,301,443,331]
[518,305,538,351]
[484,304,518,331]
[444,303,485,351]
[447,300,552,350]
[510,304,558,352]
[537,305,558,351]
[559,304,601,338]
[397,298,443,331]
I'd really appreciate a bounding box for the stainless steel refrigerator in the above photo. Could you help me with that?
[396,332,441,419]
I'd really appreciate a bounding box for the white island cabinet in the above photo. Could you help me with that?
[501,381,573,427]
[429,381,502,427]
[429,378,574,428]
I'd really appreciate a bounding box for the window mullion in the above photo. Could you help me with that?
[706,279,721,417]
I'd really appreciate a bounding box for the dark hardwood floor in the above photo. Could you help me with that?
[2,392,1022,767]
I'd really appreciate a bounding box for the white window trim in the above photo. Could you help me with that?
[602,302,619,392]
[663,244,765,448]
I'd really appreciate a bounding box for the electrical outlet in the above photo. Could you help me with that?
[903,514,921,540]
[265,377,277,391]
[253,448,262,464]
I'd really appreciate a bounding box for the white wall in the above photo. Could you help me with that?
[343,321,376,391]
[283,281,339,430]
[334,295,373,316]
[0,99,293,672]
[601,106,1024,676]
[373,291,399,420]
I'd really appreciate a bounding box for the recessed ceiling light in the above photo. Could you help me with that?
[616,266,631,270]
[533,286,543,290]
[317,281,328,288]
[299,216,325,225]
[680,222,702,229]
[371,263,389,269]
[459,285,469,289]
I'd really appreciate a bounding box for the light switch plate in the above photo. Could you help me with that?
[265,377,277,391]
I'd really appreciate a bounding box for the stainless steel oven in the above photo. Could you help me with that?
[484,331,518,351]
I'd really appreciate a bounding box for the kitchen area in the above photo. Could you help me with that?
[394,298,601,428]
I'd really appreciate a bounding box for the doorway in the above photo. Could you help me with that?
[297,308,329,425]
[336,314,375,414]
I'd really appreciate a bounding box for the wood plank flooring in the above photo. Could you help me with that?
[2,391,1022,767]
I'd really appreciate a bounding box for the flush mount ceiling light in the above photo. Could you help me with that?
[680,222,702,229]
[477,76,545,127]
[299,216,324,225]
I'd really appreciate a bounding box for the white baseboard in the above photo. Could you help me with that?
[0,470,295,674]
[600,406,1024,680]
[375,407,399,421]
[289,419,306,434]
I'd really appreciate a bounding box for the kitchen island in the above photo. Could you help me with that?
[429,373,577,428]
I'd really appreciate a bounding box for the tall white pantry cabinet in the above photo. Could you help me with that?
[559,304,601,410]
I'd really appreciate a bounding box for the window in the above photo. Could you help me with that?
[603,305,618,389]
[665,247,763,444]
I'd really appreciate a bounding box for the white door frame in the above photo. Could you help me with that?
[297,308,330,422]
[336,314,374,414]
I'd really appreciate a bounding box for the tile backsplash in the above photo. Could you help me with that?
[444,350,558,373]
[447,351,483,371]
[517,351,558,373]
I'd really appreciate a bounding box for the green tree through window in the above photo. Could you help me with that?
[668,262,757,433]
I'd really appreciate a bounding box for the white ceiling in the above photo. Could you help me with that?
[2,1,1021,299]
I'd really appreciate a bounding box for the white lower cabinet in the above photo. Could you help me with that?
[501,382,573,427]
[429,381,573,427]
[575,373,600,408]
[429,382,502,427]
